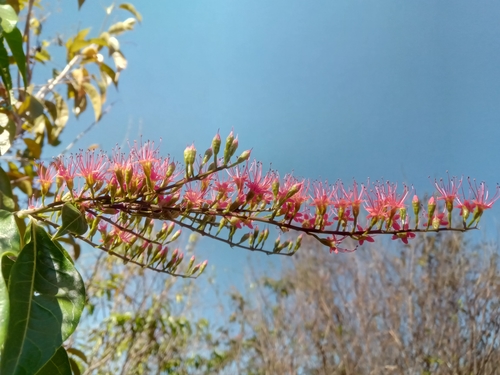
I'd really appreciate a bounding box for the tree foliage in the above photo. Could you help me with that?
[0,1,498,374]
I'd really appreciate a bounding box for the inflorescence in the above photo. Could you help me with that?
[26,131,500,277]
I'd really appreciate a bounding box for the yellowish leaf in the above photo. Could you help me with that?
[119,3,142,23]
[82,82,101,121]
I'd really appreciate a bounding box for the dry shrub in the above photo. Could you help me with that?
[225,233,500,375]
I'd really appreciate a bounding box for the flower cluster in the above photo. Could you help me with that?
[29,131,499,276]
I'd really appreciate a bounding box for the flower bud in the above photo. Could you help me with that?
[229,136,239,157]
[432,215,440,230]
[223,131,234,165]
[212,132,221,158]
[170,229,182,242]
[294,234,303,252]
[236,149,252,164]
[187,255,195,272]
[184,143,196,167]
[202,147,213,166]
[427,196,436,218]
[198,260,208,275]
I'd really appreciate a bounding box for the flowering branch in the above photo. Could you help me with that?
[25,131,500,276]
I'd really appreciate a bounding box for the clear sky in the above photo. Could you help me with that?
[42,1,500,287]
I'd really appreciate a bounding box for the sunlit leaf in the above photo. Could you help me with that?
[73,92,87,117]
[53,202,88,239]
[23,138,41,158]
[0,223,85,375]
[0,4,18,34]
[36,346,72,375]
[0,210,20,348]
[0,38,12,102]
[4,27,26,88]
[119,3,142,23]
[108,18,136,35]
[82,82,101,121]
[0,113,15,156]
[18,93,44,120]
[5,1,21,15]
[69,39,91,54]
[74,28,90,42]
[54,91,69,127]
[34,48,51,63]
[100,62,117,87]
[68,356,82,375]
[66,347,88,364]
[111,50,127,71]
[0,165,15,211]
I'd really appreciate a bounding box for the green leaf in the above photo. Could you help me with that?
[0,4,18,34]
[66,347,87,364]
[23,138,41,159]
[0,210,20,348]
[119,3,142,23]
[0,223,85,375]
[53,202,88,239]
[4,27,26,88]
[68,357,81,375]
[82,82,101,121]
[100,62,117,87]
[0,38,12,103]
[54,91,69,128]
[36,346,72,375]
[0,165,15,210]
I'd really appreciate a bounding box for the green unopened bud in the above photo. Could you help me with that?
[174,252,184,267]
[400,207,407,225]
[198,260,208,275]
[294,234,303,252]
[236,149,252,164]
[427,196,436,217]
[239,233,250,244]
[412,195,420,215]
[166,222,175,237]
[273,236,281,252]
[202,147,213,166]
[272,179,280,199]
[223,131,234,165]
[88,216,101,240]
[229,137,239,158]
[184,144,197,167]
[187,255,195,273]
[212,132,221,158]
[248,231,255,248]
[166,162,176,178]
[284,183,301,201]
[432,215,440,230]
[170,229,182,242]
[125,165,134,186]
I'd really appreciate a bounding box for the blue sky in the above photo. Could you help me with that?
[41,1,500,286]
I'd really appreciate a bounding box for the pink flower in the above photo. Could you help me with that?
[227,163,249,193]
[434,174,462,212]
[36,161,57,196]
[468,178,500,212]
[355,225,374,246]
[311,180,337,217]
[392,224,416,244]
[245,161,275,204]
[182,182,207,209]
[75,150,109,189]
